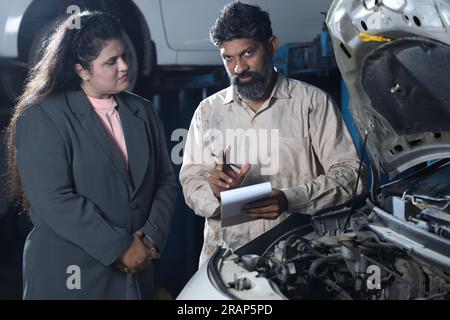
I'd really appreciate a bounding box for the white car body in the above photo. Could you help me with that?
[0,0,332,65]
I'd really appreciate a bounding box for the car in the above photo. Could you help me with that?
[177,0,450,300]
[0,0,332,101]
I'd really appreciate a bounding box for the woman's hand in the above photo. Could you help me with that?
[116,233,153,272]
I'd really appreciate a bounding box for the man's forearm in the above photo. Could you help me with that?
[281,161,366,215]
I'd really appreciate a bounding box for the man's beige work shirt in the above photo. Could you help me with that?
[180,73,365,265]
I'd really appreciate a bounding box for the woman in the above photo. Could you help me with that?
[6,11,176,299]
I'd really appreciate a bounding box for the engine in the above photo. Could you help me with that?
[232,209,450,300]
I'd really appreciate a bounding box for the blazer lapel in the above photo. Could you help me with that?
[66,90,130,187]
[115,93,150,197]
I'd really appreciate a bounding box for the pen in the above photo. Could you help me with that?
[211,152,242,170]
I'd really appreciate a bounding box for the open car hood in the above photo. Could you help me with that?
[326,0,450,178]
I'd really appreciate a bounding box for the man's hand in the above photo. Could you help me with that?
[208,162,251,198]
[243,188,288,220]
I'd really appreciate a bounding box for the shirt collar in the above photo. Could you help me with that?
[222,71,291,105]
[87,95,118,112]
[271,72,291,100]
[223,85,235,105]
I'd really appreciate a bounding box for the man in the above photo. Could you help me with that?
[180,2,366,265]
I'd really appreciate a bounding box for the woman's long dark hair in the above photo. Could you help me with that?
[6,10,124,209]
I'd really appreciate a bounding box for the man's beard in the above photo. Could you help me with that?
[229,55,274,101]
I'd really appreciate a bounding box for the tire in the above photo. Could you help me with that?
[1,16,139,104]
[0,66,28,104]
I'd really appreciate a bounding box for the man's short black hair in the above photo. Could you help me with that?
[209,1,273,47]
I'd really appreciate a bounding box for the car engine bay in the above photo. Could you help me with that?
[213,161,450,300]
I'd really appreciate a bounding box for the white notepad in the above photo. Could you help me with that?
[220,182,272,227]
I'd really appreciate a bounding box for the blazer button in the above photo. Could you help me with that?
[129,202,139,210]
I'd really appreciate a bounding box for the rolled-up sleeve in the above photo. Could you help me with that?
[281,93,367,214]
[179,105,220,218]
